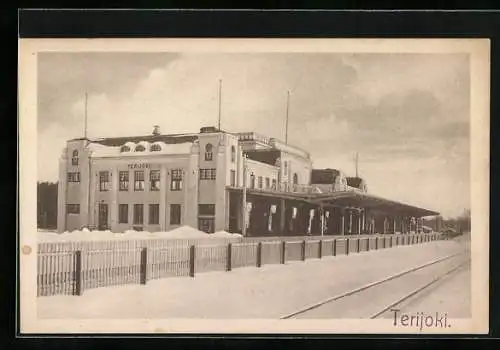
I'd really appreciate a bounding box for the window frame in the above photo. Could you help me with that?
[150,144,161,152]
[119,171,129,191]
[66,204,80,214]
[133,204,144,225]
[118,204,128,224]
[99,171,110,192]
[71,150,79,166]
[150,170,160,191]
[231,145,236,163]
[135,144,146,152]
[67,172,80,182]
[205,143,213,161]
[230,169,236,187]
[170,169,183,191]
[170,204,181,225]
[149,204,160,225]
[134,171,145,191]
[200,168,216,180]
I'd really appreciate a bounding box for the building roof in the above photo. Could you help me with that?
[70,133,198,147]
[244,149,281,166]
[346,176,364,189]
[226,187,439,217]
[308,191,439,217]
[311,169,341,184]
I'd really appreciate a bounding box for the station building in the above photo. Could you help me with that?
[57,126,439,236]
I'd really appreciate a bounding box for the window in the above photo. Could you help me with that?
[230,170,236,187]
[135,144,146,152]
[67,172,80,182]
[231,145,236,163]
[120,145,130,152]
[119,171,129,191]
[283,161,288,174]
[170,169,183,191]
[133,204,144,225]
[170,204,181,225]
[118,204,128,224]
[272,178,277,189]
[149,204,160,225]
[250,174,255,189]
[134,171,145,191]
[205,143,213,161]
[198,204,215,216]
[258,176,263,189]
[200,168,216,180]
[150,144,161,152]
[99,171,110,191]
[265,177,270,189]
[293,173,298,185]
[150,170,160,191]
[66,204,80,214]
[71,150,79,166]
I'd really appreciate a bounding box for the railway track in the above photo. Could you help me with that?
[280,251,470,319]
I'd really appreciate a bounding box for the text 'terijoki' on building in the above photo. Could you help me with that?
[57,126,439,236]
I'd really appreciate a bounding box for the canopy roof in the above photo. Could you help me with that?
[307,191,439,217]
[227,187,439,217]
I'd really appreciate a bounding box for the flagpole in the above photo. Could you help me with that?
[84,92,88,139]
[285,90,290,144]
[218,79,222,130]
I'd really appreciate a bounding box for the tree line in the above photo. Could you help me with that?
[37,181,58,229]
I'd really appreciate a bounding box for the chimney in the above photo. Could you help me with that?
[152,125,160,136]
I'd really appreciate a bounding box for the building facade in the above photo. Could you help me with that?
[57,126,315,234]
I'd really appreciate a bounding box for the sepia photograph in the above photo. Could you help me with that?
[18,38,489,334]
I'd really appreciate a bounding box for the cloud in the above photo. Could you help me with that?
[36,52,471,217]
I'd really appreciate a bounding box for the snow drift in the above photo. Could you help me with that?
[38,226,243,243]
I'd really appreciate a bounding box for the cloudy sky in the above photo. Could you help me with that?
[37,52,470,218]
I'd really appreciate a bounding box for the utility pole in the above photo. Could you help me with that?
[242,155,247,237]
[84,92,88,139]
[218,79,222,131]
[285,90,290,144]
[355,152,359,178]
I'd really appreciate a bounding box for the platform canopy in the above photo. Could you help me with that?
[226,187,439,217]
[307,191,439,217]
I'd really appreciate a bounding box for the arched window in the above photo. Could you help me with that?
[205,143,213,161]
[150,144,161,152]
[231,145,236,163]
[135,145,146,152]
[293,173,298,185]
[71,150,79,166]
[120,145,131,152]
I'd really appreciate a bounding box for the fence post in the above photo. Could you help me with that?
[357,238,360,253]
[319,240,323,259]
[189,244,196,277]
[346,238,350,255]
[256,242,262,268]
[333,239,337,256]
[74,250,83,296]
[375,237,378,250]
[140,247,148,285]
[367,238,370,252]
[226,243,232,272]
[301,240,306,261]
[281,241,286,264]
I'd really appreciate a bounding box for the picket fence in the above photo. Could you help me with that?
[37,233,442,297]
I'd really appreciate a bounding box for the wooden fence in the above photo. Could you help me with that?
[37,233,443,297]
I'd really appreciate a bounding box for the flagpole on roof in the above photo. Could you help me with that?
[285,90,290,144]
[218,79,222,131]
[84,92,88,139]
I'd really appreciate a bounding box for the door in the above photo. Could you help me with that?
[98,203,108,230]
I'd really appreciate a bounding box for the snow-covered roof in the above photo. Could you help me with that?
[87,142,193,158]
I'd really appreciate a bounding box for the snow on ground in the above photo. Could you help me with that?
[37,226,243,242]
[38,239,468,319]
[380,263,471,319]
